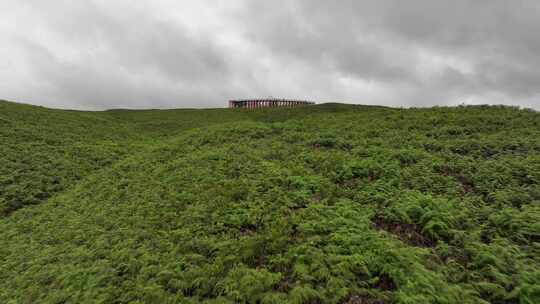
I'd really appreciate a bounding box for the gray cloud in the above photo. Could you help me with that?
[1,0,539,110]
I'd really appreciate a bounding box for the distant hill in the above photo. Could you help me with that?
[1,100,539,303]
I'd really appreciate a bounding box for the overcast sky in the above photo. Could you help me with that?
[1,1,539,110]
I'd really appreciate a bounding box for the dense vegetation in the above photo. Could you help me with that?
[1,100,539,303]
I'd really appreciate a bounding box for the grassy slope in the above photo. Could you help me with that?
[0,100,539,303]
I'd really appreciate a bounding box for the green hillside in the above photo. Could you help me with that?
[1,100,539,303]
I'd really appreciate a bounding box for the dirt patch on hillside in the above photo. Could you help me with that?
[373,216,435,247]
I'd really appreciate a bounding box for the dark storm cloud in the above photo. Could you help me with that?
[1,0,539,109]
[239,0,540,107]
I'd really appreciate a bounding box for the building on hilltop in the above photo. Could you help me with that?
[228,98,315,109]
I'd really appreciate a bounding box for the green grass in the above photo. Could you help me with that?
[0,100,539,303]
